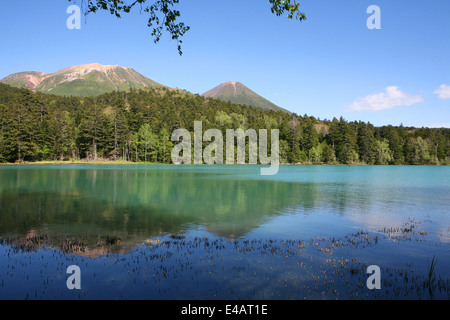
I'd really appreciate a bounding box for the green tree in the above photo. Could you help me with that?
[378,125,404,164]
[279,139,290,164]
[104,99,129,161]
[64,113,79,160]
[215,111,233,129]
[138,123,157,162]
[78,102,109,160]
[131,132,140,162]
[308,144,322,164]
[357,122,375,164]
[404,137,418,165]
[283,116,302,163]
[415,137,431,164]
[158,128,173,163]
[374,139,393,165]
[327,117,358,164]
[320,141,335,164]
[0,83,449,166]
[301,121,319,153]
[0,104,6,162]
[47,109,71,160]
[4,92,40,162]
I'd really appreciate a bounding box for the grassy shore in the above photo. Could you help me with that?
[0,160,140,165]
[0,160,448,166]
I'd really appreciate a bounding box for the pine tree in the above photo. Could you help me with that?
[357,122,375,164]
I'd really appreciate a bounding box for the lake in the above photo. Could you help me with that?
[0,164,448,299]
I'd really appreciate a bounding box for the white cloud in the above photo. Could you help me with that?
[349,86,423,112]
[433,84,450,99]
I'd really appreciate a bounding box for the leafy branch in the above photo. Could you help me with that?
[269,0,306,21]
[68,0,306,55]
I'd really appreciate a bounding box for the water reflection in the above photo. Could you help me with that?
[0,165,315,253]
[0,165,448,255]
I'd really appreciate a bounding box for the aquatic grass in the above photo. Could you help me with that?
[425,255,438,299]
[427,256,437,284]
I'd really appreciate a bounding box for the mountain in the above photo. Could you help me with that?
[0,63,165,97]
[1,65,290,112]
[202,81,289,113]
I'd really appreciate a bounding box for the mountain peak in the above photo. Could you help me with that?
[58,63,125,74]
[202,81,289,113]
[223,81,239,86]
[0,63,164,97]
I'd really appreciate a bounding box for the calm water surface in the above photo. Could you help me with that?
[0,165,448,299]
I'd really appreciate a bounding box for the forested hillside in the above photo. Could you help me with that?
[0,83,448,165]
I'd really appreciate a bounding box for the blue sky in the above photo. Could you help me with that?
[0,0,449,128]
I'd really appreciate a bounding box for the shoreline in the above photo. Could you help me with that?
[0,161,447,166]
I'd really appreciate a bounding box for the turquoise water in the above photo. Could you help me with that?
[0,165,448,299]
